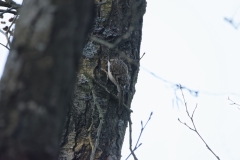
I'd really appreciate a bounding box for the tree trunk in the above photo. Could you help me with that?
[0,0,94,159]
[59,0,146,159]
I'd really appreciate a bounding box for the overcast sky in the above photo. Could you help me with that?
[121,0,240,160]
[1,0,240,160]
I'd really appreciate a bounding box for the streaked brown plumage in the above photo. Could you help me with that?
[107,59,129,114]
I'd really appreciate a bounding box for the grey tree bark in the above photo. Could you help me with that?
[0,0,94,159]
[59,0,146,160]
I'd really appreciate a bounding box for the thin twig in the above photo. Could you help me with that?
[128,115,138,160]
[224,17,240,29]
[0,42,9,50]
[134,112,152,149]
[0,7,13,17]
[126,112,153,160]
[191,104,198,119]
[141,66,240,109]
[0,9,16,15]
[224,5,240,29]
[0,29,10,47]
[178,85,220,160]
[178,118,195,131]
[6,15,17,33]
[228,96,240,110]
[5,15,18,47]
[139,52,145,60]
[180,85,191,118]
[0,7,20,50]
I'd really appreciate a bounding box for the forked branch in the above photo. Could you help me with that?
[178,85,220,160]
[126,112,153,160]
[228,96,240,110]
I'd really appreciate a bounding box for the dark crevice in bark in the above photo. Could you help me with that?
[60,102,72,148]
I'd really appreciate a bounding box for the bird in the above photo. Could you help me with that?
[107,58,129,114]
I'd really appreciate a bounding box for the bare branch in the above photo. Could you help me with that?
[228,96,240,110]
[224,5,240,29]
[139,52,145,60]
[4,15,18,47]
[126,112,153,160]
[134,112,152,148]
[0,42,9,50]
[6,15,17,33]
[0,9,17,15]
[0,28,10,47]
[191,104,198,119]
[224,17,240,29]
[180,85,191,118]
[141,67,240,110]
[128,115,138,160]
[178,85,220,160]
[178,118,195,131]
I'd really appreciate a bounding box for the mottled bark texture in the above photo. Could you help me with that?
[59,0,146,159]
[0,0,94,160]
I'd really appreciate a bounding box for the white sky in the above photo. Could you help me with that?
[1,0,240,160]
[121,0,240,160]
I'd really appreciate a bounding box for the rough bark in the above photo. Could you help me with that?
[59,0,146,159]
[0,0,94,160]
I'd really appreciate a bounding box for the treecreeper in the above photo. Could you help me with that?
[107,58,130,114]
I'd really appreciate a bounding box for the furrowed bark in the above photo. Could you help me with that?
[59,0,146,159]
